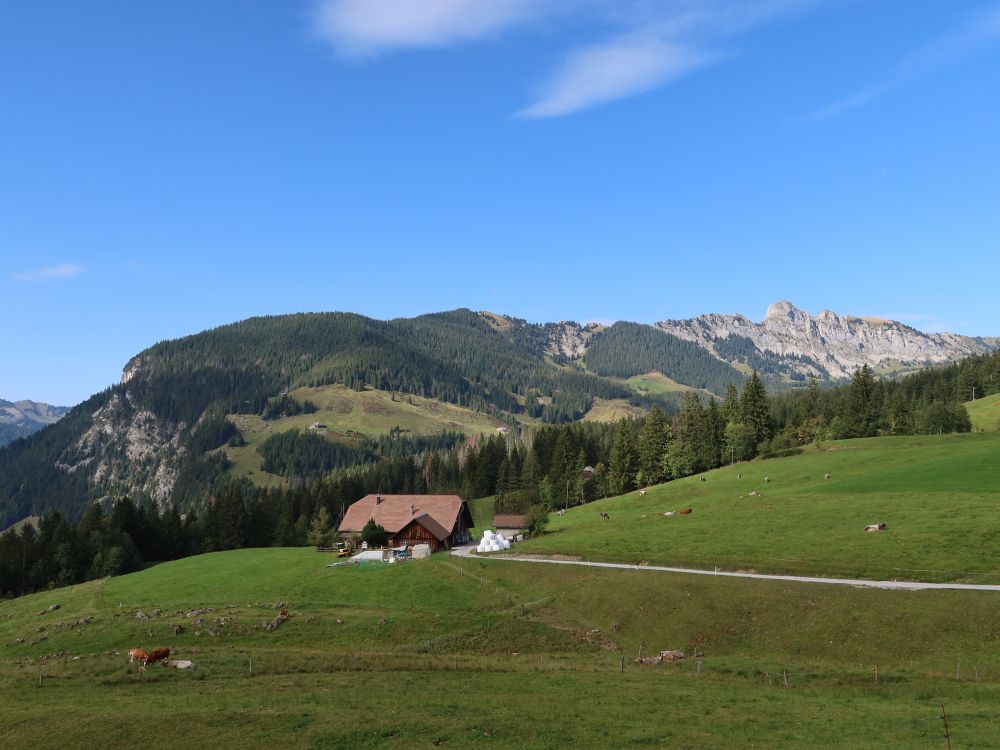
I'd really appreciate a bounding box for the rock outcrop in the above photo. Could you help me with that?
[656,300,997,380]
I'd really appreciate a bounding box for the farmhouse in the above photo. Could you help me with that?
[338,494,473,552]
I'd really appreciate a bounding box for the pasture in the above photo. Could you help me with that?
[520,433,1000,583]
[582,398,646,422]
[220,384,507,485]
[624,371,704,396]
[965,397,1000,432]
[2,547,1000,748]
[4,433,1000,747]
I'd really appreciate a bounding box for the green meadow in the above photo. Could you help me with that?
[624,371,703,396]
[3,433,1000,748]
[519,433,1000,583]
[965,397,1000,432]
[2,547,1000,748]
[582,398,646,422]
[220,385,508,485]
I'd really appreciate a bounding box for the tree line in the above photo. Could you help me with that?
[3,345,995,598]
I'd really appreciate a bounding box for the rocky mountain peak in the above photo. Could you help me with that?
[655,301,997,381]
[764,300,806,324]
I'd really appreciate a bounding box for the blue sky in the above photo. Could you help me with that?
[2,0,999,405]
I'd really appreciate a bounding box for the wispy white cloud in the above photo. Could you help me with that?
[518,0,822,118]
[11,263,85,283]
[315,0,826,116]
[518,37,714,119]
[315,0,549,58]
[800,6,1000,122]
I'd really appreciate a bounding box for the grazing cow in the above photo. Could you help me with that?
[737,473,742,479]
[556,509,566,516]
[864,523,888,532]
[173,624,184,636]
[678,507,693,515]
[600,512,610,520]
[764,476,770,484]
[144,647,170,665]
[639,489,647,496]
[699,477,706,482]
[279,609,289,620]
[824,473,831,480]
[128,648,148,663]
[663,511,676,517]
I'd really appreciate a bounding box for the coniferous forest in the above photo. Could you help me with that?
[2,345,995,599]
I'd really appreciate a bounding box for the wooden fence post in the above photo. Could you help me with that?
[941,704,952,750]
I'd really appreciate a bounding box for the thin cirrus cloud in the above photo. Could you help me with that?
[516,38,715,119]
[10,263,85,283]
[799,6,1000,122]
[314,0,549,58]
[315,0,825,118]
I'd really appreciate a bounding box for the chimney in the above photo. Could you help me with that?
[375,493,381,506]
[410,504,415,517]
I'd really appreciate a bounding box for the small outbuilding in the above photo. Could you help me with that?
[492,514,527,539]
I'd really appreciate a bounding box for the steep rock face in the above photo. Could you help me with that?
[545,321,603,359]
[656,300,996,380]
[55,390,187,507]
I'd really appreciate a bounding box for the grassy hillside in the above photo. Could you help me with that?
[624,370,691,393]
[220,385,508,485]
[2,515,39,534]
[582,398,646,422]
[2,547,1000,748]
[518,432,1000,583]
[965,397,1000,431]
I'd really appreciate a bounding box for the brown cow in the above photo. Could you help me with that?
[678,507,693,515]
[128,648,148,663]
[143,647,170,666]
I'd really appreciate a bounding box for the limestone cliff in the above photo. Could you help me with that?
[655,301,997,380]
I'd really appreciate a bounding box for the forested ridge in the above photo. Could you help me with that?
[1,310,998,536]
[3,345,996,599]
[585,322,745,395]
[0,310,633,526]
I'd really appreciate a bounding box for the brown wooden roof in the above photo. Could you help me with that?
[339,494,468,535]
[492,514,528,529]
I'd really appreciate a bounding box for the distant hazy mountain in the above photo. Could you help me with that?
[0,399,70,447]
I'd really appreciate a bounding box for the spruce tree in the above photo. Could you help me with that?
[721,383,740,424]
[740,371,771,451]
[307,506,332,548]
[846,364,882,437]
[637,405,669,487]
[608,418,639,496]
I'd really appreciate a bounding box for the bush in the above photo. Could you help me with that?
[361,519,388,547]
[524,505,549,537]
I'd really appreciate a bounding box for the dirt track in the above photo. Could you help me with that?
[450,545,1000,591]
